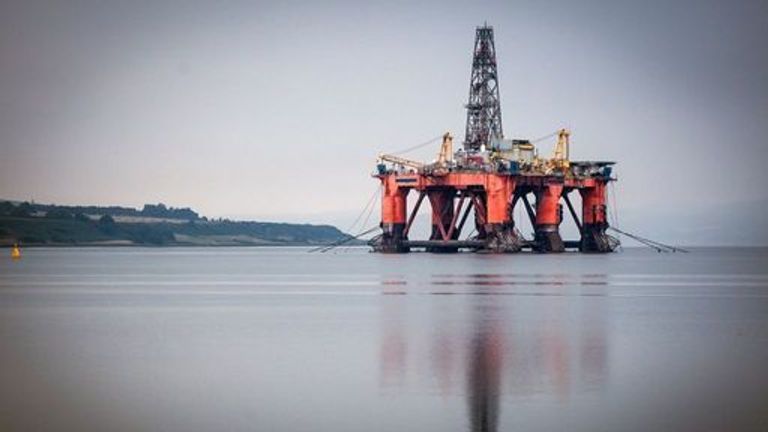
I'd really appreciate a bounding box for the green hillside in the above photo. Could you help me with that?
[0,201,348,246]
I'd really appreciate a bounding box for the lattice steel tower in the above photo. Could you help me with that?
[464,24,503,151]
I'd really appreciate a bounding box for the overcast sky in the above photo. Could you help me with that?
[1,0,766,245]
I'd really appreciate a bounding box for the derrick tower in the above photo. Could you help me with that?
[464,24,503,151]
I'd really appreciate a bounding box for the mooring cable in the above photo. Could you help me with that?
[386,134,444,156]
[338,188,380,253]
[309,226,380,253]
[344,186,380,236]
[609,228,662,252]
[608,183,623,251]
[608,182,619,229]
[530,130,560,144]
[360,189,379,235]
[307,186,379,254]
[608,226,688,253]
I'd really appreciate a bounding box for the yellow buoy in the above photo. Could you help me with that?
[11,243,21,260]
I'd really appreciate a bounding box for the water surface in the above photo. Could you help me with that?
[1,247,766,431]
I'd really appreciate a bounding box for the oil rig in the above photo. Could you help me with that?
[370,24,619,254]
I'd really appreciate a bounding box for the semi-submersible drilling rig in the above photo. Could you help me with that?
[371,24,619,254]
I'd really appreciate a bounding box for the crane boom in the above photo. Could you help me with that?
[377,153,425,169]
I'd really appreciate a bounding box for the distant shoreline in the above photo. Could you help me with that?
[0,200,353,247]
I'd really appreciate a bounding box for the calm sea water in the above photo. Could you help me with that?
[0,247,766,432]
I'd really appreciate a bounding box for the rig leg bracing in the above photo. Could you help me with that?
[427,190,458,252]
[371,172,617,254]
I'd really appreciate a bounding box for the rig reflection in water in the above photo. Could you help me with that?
[379,273,610,432]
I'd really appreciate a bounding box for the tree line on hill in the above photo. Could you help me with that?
[0,201,199,221]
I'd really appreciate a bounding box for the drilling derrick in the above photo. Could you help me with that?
[464,25,503,151]
[370,24,619,254]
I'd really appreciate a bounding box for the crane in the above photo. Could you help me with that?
[377,131,454,174]
[552,128,570,169]
[436,132,453,166]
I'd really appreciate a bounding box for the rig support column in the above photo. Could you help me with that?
[579,180,613,253]
[534,182,565,252]
[483,175,522,252]
[379,176,410,253]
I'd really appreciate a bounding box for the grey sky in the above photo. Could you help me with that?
[1,0,767,245]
